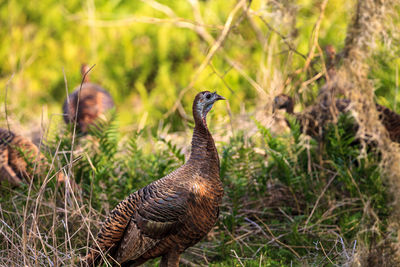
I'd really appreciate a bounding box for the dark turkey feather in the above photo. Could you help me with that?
[273,94,400,143]
[63,65,114,133]
[0,128,44,186]
[84,91,225,267]
[272,94,350,138]
[376,104,400,143]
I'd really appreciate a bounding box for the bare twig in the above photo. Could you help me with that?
[188,0,215,44]
[300,0,329,75]
[62,64,95,258]
[254,215,301,259]
[277,0,329,95]
[255,13,306,60]
[299,71,324,93]
[67,14,223,31]
[4,74,15,133]
[319,241,335,265]
[164,0,248,119]
[304,173,337,229]
[67,64,95,174]
[224,57,268,98]
[231,249,245,267]
[209,63,234,94]
[141,0,176,18]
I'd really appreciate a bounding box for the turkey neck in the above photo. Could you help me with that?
[187,109,220,179]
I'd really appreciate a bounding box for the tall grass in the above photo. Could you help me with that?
[0,112,392,266]
[0,0,399,266]
[2,0,396,129]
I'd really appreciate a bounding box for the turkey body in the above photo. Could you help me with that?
[375,104,400,143]
[63,65,114,133]
[85,91,225,266]
[273,94,400,143]
[0,128,43,186]
[272,94,350,138]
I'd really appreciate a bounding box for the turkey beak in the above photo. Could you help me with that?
[213,92,226,101]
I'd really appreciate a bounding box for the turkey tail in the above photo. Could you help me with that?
[0,129,22,185]
[0,161,23,186]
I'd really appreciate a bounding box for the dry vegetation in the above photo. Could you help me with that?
[1,0,400,266]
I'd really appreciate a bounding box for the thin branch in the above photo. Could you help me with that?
[299,71,324,93]
[68,64,96,175]
[255,13,306,60]
[304,173,337,229]
[141,0,176,18]
[254,215,301,259]
[68,14,223,31]
[62,64,95,255]
[4,73,15,133]
[299,0,329,75]
[224,57,268,98]
[187,0,215,44]
[231,249,245,267]
[164,0,248,119]
[209,63,234,93]
[274,0,328,95]
[320,241,335,265]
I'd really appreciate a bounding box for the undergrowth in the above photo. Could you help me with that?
[0,112,390,266]
[0,0,398,265]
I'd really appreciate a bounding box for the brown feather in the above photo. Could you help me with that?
[63,67,114,133]
[0,128,45,186]
[84,91,224,267]
[273,94,400,144]
[376,104,400,143]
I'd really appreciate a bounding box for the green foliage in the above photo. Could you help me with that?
[209,114,389,265]
[2,0,395,129]
[0,0,398,265]
[0,111,392,266]
[56,112,186,209]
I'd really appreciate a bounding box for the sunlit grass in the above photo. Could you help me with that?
[0,0,399,266]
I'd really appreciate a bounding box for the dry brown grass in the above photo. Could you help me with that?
[313,0,400,265]
[1,0,399,266]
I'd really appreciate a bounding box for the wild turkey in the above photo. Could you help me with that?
[272,94,317,137]
[272,94,352,139]
[0,128,47,186]
[322,45,400,143]
[375,104,400,143]
[273,94,400,143]
[84,91,225,266]
[63,64,114,133]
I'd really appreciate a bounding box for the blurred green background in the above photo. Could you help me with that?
[2,0,397,133]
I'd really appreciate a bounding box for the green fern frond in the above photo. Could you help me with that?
[159,137,185,164]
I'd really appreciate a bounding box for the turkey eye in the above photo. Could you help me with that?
[206,94,211,99]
